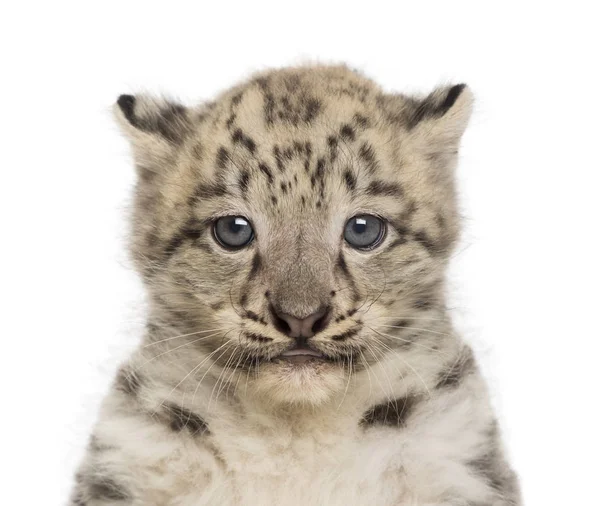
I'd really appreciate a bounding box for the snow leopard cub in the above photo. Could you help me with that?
[70,65,521,505]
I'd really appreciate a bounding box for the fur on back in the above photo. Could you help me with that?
[70,65,520,506]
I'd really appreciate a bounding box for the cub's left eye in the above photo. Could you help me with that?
[213,216,254,249]
[344,215,386,250]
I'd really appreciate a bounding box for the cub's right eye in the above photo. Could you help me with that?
[213,216,254,250]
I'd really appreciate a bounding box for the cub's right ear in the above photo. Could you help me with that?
[114,94,193,172]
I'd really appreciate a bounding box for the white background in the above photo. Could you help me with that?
[1,1,598,504]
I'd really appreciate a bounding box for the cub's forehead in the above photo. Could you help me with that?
[182,66,406,215]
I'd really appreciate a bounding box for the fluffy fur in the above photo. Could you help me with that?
[70,65,520,505]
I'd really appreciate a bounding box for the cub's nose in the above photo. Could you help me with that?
[270,306,331,338]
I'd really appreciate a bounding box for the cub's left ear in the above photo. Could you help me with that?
[408,84,474,149]
[114,94,193,173]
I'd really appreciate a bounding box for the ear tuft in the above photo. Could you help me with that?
[438,83,467,116]
[114,94,194,177]
[408,83,472,130]
[406,84,473,150]
[117,94,137,126]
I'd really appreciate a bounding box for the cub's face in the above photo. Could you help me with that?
[116,66,472,405]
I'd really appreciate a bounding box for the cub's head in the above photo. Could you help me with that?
[115,65,472,406]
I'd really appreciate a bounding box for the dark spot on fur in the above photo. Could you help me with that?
[215,146,229,169]
[304,98,321,122]
[88,476,130,501]
[245,332,273,343]
[315,157,326,181]
[353,113,369,128]
[413,230,438,255]
[331,327,360,341]
[248,253,262,279]
[238,170,250,195]
[340,124,356,141]
[436,348,475,389]
[343,169,357,191]
[365,180,404,197]
[232,128,257,154]
[258,162,274,184]
[358,142,379,173]
[361,396,419,428]
[194,181,229,200]
[165,403,209,435]
[273,145,285,172]
[115,367,141,396]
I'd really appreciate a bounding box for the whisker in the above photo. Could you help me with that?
[138,330,226,368]
[375,324,451,337]
[143,328,230,347]
[368,327,451,356]
[370,335,431,398]
[155,334,230,411]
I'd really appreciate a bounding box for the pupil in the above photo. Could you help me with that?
[353,221,366,234]
[230,222,241,233]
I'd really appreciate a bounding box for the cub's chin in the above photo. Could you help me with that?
[246,358,347,406]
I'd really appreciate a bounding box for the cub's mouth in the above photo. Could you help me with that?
[275,347,331,364]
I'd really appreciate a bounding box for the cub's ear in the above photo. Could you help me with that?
[407,83,474,150]
[114,94,193,173]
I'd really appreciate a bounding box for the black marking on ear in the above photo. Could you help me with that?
[165,403,209,435]
[436,348,476,389]
[117,95,191,144]
[361,396,418,428]
[408,84,467,129]
[258,162,274,184]
[117,94,136,125]
[365,180,404,197]
[248,253,262,280]
[115,366,141,397]
[88,476,130,501]
[440,84,467,115]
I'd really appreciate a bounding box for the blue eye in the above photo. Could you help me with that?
[344,215,385,249]
[213,216,254,249]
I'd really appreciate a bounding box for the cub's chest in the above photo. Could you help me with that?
[196,427,407,506]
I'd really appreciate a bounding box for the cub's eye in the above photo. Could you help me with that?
[344,215,385,250]
[213,216,254,249]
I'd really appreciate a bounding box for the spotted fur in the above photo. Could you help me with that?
[70,65,520,505]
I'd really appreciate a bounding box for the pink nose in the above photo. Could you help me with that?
[272,307,330,338]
